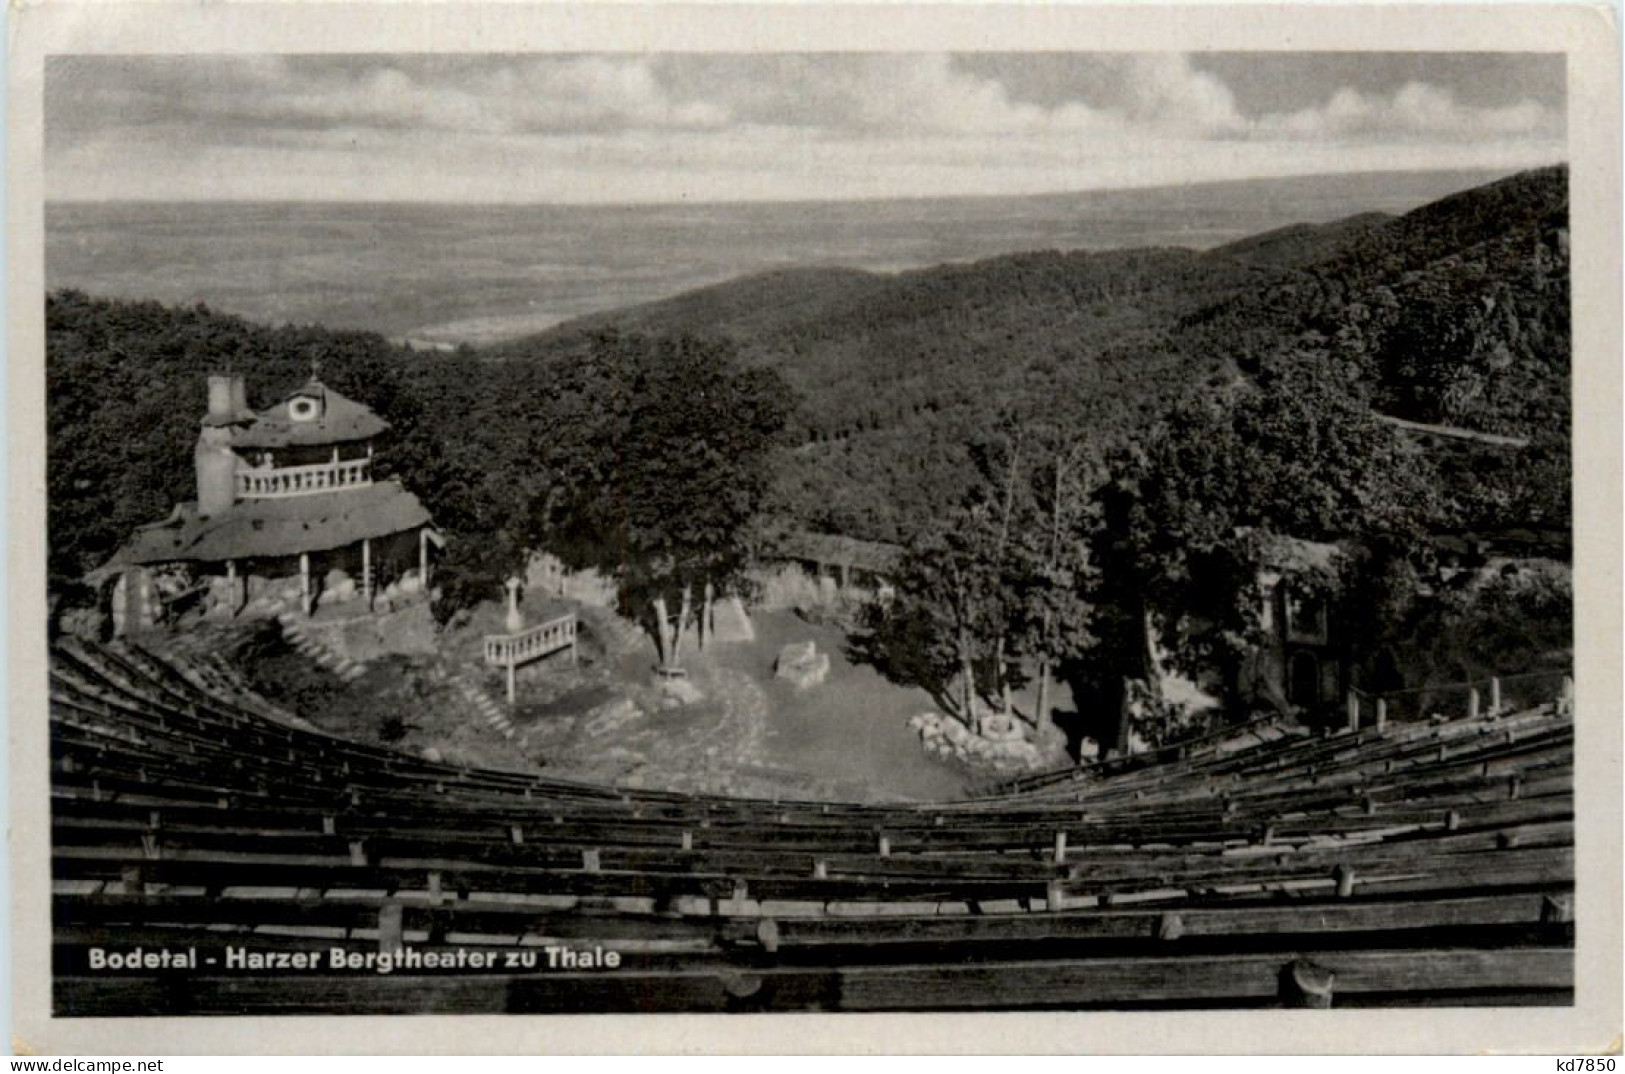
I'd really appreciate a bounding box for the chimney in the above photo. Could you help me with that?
[206,375,236,423]
[195,427,238,516]
[229,374,248,415]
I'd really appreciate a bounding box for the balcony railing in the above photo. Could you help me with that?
[484,613,577,668]
[236,458,372,499]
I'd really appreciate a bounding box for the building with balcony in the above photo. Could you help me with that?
[96,373,442,636]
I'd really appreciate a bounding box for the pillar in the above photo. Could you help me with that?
[506,662,516,706]
[1375,697,1388,733]
[1489,676,1502,716]
[1468,686,1481,721]
[1345,692,1360,733]
[362,538,373,608]
[226,559,241,616]
[505,576,524,633]
[1559,676,1574,715]
[299,552,311,616]
[419,527,430,588]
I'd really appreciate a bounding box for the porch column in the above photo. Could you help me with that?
[299,552,311,615]
[362,538,373,608]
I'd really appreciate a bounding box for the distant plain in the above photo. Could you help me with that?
[47,168,1511,347]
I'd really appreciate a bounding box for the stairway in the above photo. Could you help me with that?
[451,674,516,740]
[276,613,366,683]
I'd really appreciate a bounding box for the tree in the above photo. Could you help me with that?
[1014,440,1099,735]
[1098,353,1442,722]
[865,421,1099,738]
[544,331,791,671]
[880,505,1008,730]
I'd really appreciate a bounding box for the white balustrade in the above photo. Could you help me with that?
[484,613,577,669]
[236,458,373,499]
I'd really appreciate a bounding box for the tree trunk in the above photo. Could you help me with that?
[652,596,672,669]
[994,632,1014,727]
[671,584,693,669]
[1115,675,1135,757]
[701,580,714,652]
[1035,659,1052,733]
[958,629,977,732]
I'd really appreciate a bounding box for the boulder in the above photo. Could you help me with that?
[776,640,817,668]
[318,579,357,607]
[775,641,830,689]
[658,674,705,707]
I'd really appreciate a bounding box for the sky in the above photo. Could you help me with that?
[46,52,1567,204]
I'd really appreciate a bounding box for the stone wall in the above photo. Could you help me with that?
[300,600,438,662]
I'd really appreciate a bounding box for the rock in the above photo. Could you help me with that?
[420,746,443,763]
[913,705,1050,773]
[58,607,105,640]
[658,675,704,706]
[774,641,830,689]
[318,578,357,607]
[776,640,817,668]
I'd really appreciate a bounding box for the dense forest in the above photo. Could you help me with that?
[500,165,1570,543]
[47,166,1571,735]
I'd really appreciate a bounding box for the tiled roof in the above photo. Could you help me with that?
[227,381,389,449]
[101,481,433,569]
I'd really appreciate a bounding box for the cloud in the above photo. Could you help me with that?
[44,53,1567,203]
[49,55,732,141]
[1253,81,1560,141]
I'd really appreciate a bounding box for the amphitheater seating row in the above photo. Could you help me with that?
[49,637,1575,1014]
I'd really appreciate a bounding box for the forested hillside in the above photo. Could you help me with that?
[502,165,1570,542]
[47,166,1570,613]
[505,248,1269,540]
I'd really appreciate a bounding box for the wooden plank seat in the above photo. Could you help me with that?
[716,890,1572,949]
[47,637,1573,1014]
[53,888,1571,967]
[49,787,1570,871]
[53,944,1574,1015]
